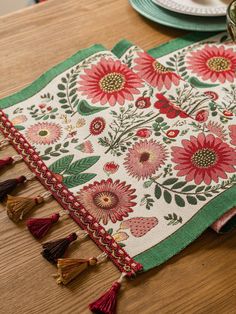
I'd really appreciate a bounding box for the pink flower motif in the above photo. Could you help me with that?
[229,125,236,146]
[78,58,143,106]
[136,129,152,138]
[133,52,180,90]
[89,117,106,136]
[76,141,94,153]
[171,133,236,185]
[154,94,189,119]
[103,162,119,175]
[120,217,158,237]
[77,179,137,225]
[187,45,236,83]
[195,110,209,123]
[39,103,46,109]
[11,115,27,125]
[124,140,167,180]
[26,122,62,145]
[206,121,227,141]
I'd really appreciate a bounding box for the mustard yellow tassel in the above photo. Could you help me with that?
[6,191,51,222]
[56,257,98,285]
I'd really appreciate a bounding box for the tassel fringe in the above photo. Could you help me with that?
[26,212,60,239]
[0,139,9,149]
[41,232,79,264]
[89,273,126,314]
[0,176,26,202]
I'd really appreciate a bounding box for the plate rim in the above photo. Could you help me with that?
[129,0,226,32]
[152,0,227,17]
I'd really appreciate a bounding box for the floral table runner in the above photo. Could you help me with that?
[0,35,235,276]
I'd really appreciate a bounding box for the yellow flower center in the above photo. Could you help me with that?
[93,191,119,209]
[191,149,217,168]
[207,57,231,72]
[99,72,125,93]
[152,61,169,73]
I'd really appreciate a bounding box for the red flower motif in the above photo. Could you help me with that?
[89,117,106,136]
[166,129,179,138]
[77,179,137,225]
[204,91,218,101]
[223,110,233,117]
[133,52,180,90]
[195,110,209,122]
[47,106,52,111]
[78,58,143,106]
[103,162,119,175]
[154,94,189,119]
[171,133,236,185]
[187,44,236,83]
[39,103,46,109]
[135,97,151,109]
[136,129,152,138]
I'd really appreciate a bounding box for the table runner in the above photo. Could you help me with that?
[0,33,235,313]
[112,32,236,235]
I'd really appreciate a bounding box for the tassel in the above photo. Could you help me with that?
[89,273,126,314]
[0,155,22,171]
[55,252,107,285]
[26,212,62,239]
[6,191,51,223]
[41,232,81,264]
[0,176,26,202]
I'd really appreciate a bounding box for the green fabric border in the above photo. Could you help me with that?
[111,32,218,59]
[134,185,236,271]
[0,44,106,109]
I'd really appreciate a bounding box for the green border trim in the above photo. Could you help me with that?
[112,32,220,60]
[134,185,236,271]
[0,44,106,109]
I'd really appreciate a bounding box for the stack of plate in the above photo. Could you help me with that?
[129,0,230,32]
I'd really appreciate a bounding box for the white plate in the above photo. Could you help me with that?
[152,0,230,17]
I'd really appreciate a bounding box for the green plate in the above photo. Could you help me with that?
[129,0,226,32]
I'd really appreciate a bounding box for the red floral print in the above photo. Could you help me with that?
[133,52,180,90]
[135,97,151,109]
[171,133,236,185]
[187,45,236,83]
[77,179,136,225]
[89,117,106,136]
[154,94,189,119]
[78,57,143,106]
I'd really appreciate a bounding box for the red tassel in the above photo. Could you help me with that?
[0,176,26,202]
[89,273,126,314]
[41,232,78,264]
[26,213,60,239]
[0,157,14,169]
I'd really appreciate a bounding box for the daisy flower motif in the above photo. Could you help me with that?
[78,58,143,106]
[171,133,236,185]
[77,179,137,225]
[124,139,167,180]
[133,52,180,90]
[187,45,236,83]
[26,122,62,145]
[89,117,106,136]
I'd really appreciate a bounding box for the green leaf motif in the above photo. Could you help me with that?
[77,100,108,116]
[14,125,25,130]
[164,190,172,204]
[162,178,178,186]
[188,77,219,88]
[155,185,162,199]
[49,155,74,174]
[186,195,197,205]
[65,156,100,175]
[175,194,185,207]
[63,173,96,188]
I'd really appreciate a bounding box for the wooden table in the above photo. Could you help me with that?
[0,1,235,313]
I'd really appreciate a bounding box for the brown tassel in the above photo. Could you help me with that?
[89,273,126,314]
[6,191,51,223]
[55,252,107,285]
[0,176,26,202]
[0,155,22,171]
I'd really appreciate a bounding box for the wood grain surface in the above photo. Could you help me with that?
[0,1,235,313]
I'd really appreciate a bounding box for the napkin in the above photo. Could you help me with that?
[112,33,236,234]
